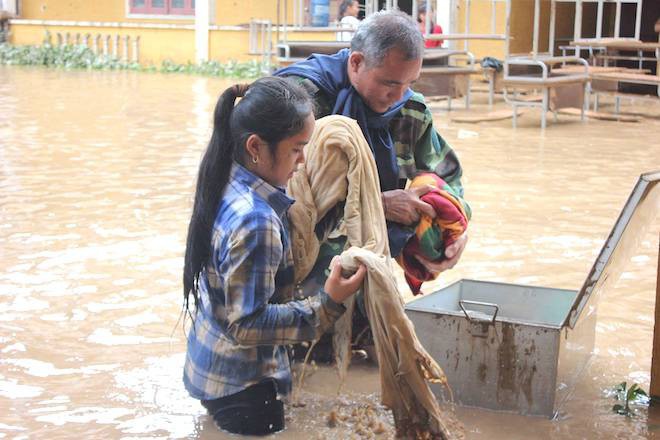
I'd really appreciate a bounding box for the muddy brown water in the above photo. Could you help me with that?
[1,66,659,439]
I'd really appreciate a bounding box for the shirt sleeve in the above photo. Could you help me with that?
[218,212,345,346]
[406,95,472,219]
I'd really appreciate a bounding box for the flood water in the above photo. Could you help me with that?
[1,65,659,439]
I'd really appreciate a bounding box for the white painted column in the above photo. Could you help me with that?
[195,0,211,63]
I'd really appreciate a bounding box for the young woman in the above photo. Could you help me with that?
[182,77,366,435]
[337,0,360,42]
[417,3,444,48]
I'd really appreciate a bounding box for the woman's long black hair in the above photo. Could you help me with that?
[183,77,312,316]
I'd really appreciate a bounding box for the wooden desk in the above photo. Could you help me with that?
[591,72,660,86]
[570,39,660,72]
[570,39,660,52]
[588,72,660,113]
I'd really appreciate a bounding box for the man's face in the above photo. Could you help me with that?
[348,48,422,114]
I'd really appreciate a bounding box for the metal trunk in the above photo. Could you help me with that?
[405,171,659,417]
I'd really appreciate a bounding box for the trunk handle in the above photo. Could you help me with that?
[459,300,499,324]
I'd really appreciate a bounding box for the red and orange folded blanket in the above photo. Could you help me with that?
[396,173,469,295]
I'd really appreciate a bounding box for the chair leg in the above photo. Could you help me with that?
[541,89,549,129]
[615,96,620,114]
[594,93,599,112]
[512,104,518,128]
[465,76,471,110]
[581,83,587,121]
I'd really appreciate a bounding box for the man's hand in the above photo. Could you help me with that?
[382,185,436,225]
[414,232,468,276]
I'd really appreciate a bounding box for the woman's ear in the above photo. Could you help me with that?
[245,134,263,163]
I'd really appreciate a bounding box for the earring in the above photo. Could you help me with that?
[252,156,259,164]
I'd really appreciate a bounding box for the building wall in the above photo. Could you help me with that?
[509,0,551,55]
[12,0,614,66]
[8,0,339,65]
[455,0,508,60]
[16,0,286,25]
[9,23,310,64]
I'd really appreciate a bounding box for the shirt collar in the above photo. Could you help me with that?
[230,162,295,217]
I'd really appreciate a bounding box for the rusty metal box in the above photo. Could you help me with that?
[405,172,660,417]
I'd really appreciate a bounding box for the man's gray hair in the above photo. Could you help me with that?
[351,9,424,67]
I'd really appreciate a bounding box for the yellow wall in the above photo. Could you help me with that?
[455,0,508,60]
[452,0,506,59]
[17,0,297,26]
[9,23,337,65]
[509,0,551,55]
[9,23,197,64]
[18,0,186,24]
[215,0,284,26]
[11,0,572,66]
[20,0,126,21]
[9,0,338,65]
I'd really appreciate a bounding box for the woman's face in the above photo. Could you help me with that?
[347,1,359,17]
[257,113,315,188]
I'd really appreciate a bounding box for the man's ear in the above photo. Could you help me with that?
[348,51,365,75]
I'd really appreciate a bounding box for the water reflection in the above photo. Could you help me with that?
[0,65,659,439]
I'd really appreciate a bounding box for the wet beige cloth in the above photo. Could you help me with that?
[287,115,459,439]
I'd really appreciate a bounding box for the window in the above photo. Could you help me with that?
[130,0,194,16]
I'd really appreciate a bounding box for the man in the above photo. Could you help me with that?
[275,9,470,359]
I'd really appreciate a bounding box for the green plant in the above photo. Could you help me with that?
[611,382,649,417]
[0,43,265,79]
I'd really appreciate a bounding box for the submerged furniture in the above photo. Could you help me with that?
[406,171,660,417]
[591,70,660,113]
[503,0,648,127]
[414,0,508,108]
[578,40,660,113]
[502,0,590,128]
[276,40,349,65]
[503,56,589,128]
[416,48,478,110]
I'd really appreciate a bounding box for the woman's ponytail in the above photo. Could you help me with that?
[183,85,245,313]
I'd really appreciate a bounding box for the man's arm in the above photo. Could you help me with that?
[388,92,471,273]
[407,94,471,218]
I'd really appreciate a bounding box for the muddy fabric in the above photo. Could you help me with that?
[340,247,456,439]
[287,115,387,284]
[287,115,459,439]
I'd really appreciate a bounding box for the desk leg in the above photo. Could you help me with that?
[650,234,660,400]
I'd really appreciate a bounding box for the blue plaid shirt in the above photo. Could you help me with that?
[183,163,345,400]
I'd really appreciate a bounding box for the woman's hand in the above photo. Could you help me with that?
[324,257,367,304]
